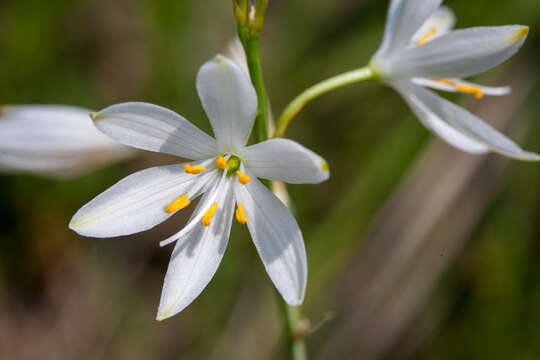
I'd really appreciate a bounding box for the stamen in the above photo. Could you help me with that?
[236,170,251,185]
[417,27,437,45]
[216,156,227,170]
[184,163,206,174]
[438,79,484,99]
[202,202,218,226]
[235,202,248,224]
[164,194,191,213]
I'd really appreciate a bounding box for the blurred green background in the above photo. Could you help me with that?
[2,0,540,359]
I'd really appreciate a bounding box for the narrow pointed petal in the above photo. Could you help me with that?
[393,26,530,79]
[243,139,330,184]
[93,102,218,160]
[234,175,307,305]
[156,180,234,320]
[375,0,443,57]
[196,55,257,150]
[394,81,539,160]
[69,164,219,238]
[412,78,511,96]
[0,105,133,178]
[412,6,456,44]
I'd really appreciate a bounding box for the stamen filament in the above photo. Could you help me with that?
[236,170,251,185]
[202,202,218,226]
[235,202,248,224]
[164,194,191,213]
[184,163,206,174]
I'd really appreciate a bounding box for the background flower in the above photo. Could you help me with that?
[0,105,134,178]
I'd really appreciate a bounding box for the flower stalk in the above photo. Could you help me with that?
[233,1,308,359]
[274,66,375,138]
[234,0,269,143]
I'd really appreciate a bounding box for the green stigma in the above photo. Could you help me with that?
[226,155,242,175]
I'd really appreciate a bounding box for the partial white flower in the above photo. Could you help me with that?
[0,105,135,178]
[370,0,539,160]
[69,55,330,320]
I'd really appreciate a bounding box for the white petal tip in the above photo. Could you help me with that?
[514,26,530,42]
[285,297,304,307]
[518,152,540,162]
[155,313,168,322]
[320,160,329,173]
[156,306,180,321]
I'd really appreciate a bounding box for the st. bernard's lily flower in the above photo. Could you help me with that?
[0,105,134,179]
[370,0,539,160]
[69,55,330,320]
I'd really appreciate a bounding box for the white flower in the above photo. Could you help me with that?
[0,105,134,179]
[69,55,330,320]
[370,0,539,160]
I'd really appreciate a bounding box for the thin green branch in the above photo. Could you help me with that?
[233,2,307,359]
[274,66,375,138]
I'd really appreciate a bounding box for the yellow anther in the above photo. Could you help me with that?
[216,156,227,170]
[202,202,218,226]
[164,194,191,213]
[417,27,437,45]
[236,170,251,185]
[235,202,248,224]
[437,79,484,99]
[184,163,206,174]
[89,113,98,120]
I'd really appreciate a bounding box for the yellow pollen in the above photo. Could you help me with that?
[184,163,206,174]
[236,170,251,185]
[235,202,248,224]
[216,156,227,170]
[89,113,98,120]
[202,202,218,226]
[437,79,484,99]
[164,194,190,213]
[417,27,437,45]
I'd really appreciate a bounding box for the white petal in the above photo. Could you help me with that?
[0,105,133,178]
[412,78,511,96]
[392,26,529,79]
[196,55,257,150]
[412,6,456,44]
[156,179,235,320]
[69,164,219,238]
[93,102,218,160]
[225,37,249,75]
[242,139,329,184]
[234,174,307,305]
[393,81,539,160]
[374,0,443,57]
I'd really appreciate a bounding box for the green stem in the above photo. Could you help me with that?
[277,291,307,360]
[274,66,375,138]
[234,2,306,358]
[244,38,269,143]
